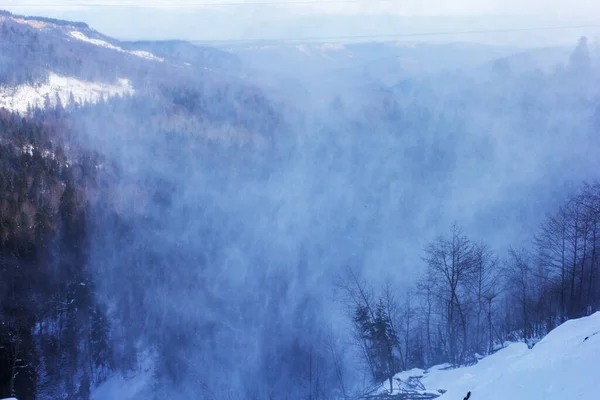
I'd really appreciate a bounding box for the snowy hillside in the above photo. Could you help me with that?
[0,72,134,114]
[69,31,164,62]
[374,312,600,400]
[0,8,242,112]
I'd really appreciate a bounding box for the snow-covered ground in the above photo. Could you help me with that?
[91,350,156,400]
[0,72,134,114]
[69,31,164,62]
[90,313,600,400]
[376,311,600,400]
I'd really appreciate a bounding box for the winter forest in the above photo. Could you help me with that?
[0,7,600,400]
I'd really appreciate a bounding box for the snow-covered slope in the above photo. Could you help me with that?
[90,313,600,400]
[0,8,244,107]
[378,312,600,400]
[0,72,134,114]
[69,31,164,62]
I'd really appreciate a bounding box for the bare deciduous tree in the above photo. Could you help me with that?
[422,223,474,366]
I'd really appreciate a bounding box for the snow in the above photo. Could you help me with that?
[69,31,164,62]
[69,30,123,52]
[22,144,34,156]
[11,17,48,29]
[89,313,600,399]
[377,312,600,400]
[295,43,345,56]
[130,50,163,61]
[87,313,600,399]
[91,350,156,400]
[296,45,311,55]
[321,43,345,51]
[0,72,134,114]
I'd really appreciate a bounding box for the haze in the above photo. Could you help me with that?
[4,0,600,45]
[0,2,599,400]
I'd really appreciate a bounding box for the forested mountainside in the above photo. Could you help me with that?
[0,8,600,400]
[0,95,281,400]
[0,9,244,93]
[0,11,280,399]
[0,109,110,399]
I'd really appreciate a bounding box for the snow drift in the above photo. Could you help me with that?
[378,311,600,400]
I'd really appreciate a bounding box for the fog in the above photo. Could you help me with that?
[0,3,599,398]
[37,31,596,399]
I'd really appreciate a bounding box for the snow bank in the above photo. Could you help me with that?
[0,72,134,114]
[379,312,600,400]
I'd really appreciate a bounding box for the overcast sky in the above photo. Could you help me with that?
[2,0,600,44]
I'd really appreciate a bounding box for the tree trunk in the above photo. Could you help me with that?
[570,210,579,318]
[487,299,493,353]
[587,223,597,312]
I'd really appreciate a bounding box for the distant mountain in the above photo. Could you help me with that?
[125,40,242,73]
[0,9,90,29]
[220,41,518,87]
[0,9,244,113]
[484,47,573,74]
[221,39,595,91]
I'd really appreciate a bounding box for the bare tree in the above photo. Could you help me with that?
[576,183,600,313]
[324,327,349,400]
[535,206,569,321]
[505,247,535,342]
[470,241,501,354]
[416,266,446,367]
[534,184,600,324]
[422,223,474,366]
[382,281,405,370]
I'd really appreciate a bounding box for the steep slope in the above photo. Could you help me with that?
[439,312,600,400]
[0,9,244,114]
[0,10,281,399]
[375,312,600,400]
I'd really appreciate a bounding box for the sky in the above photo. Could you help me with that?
[2,0,600,44]
[3,0,600,17]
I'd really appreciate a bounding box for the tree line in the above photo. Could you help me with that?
[339,182,600,395]
[0,109,112,400]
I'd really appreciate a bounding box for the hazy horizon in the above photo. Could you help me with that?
[2,1,600,47]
